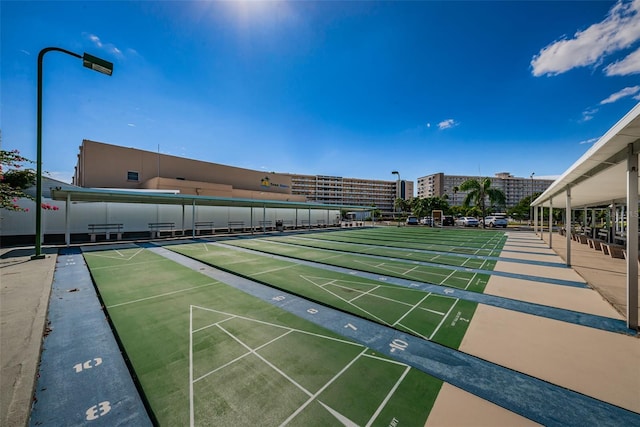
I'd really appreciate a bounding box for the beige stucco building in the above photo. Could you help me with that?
[73,140,306,202]
[73,140,410,214]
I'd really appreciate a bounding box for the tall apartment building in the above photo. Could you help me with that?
[73,140,409,214]
[417,172,553,208]
[287,175,413,214]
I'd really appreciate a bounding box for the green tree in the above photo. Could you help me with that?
[394,197,411,217]
[412,196,450,218]
[459,177,506,226]
[1,149,36,211]
[508,192,541,221]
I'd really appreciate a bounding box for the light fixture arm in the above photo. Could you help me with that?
[33,47,113,259]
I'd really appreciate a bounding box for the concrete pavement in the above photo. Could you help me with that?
[1,247,57,427]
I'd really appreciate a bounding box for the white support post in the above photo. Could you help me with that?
[65,193,71,246]
[566,187,571,267]
[191,200,196,238]
[262,205,266,234]
[250,207,254,234]
[626,144,638,330]
[548,199,553,248]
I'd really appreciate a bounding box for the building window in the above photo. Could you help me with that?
[127,171,139,181]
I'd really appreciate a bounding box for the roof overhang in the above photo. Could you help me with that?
[50,187,370,211]
[532,103,640,209]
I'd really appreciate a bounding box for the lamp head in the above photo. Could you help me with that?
[82,53,113,76]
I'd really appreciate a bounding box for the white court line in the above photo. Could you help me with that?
[84,247,145,262]
[194,328,294,383]
[362,353,409,367]
[279,348,368,426]
[249,264,296,277]
[365,366,411,427]
[465,272,478,290]
[193,315,234,333]
[419,306,446,316]
[428,298,459,341]
[319,279,337,288]
[401,265,419,276]
[298,277,391,326]
[191,305,362,347]
[348,285,381,303]
[218,325,312,396]
[440,269,458,287]
[396,321,429,340]
[106,282,219,308]
[392,293,431,326]
[88,259,167,270]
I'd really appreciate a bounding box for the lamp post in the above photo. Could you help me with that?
[530,172,535,226]
[32,47,113,260]
[391,170,401,220]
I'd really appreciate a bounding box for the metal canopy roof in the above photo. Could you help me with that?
[50,187,369,211]
[532,103,640,209]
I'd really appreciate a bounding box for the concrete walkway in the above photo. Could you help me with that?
[1,247,56,427]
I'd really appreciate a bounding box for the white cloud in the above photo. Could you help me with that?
[426,123,431,128]
[604,46,640,75]
[438,119,458,130]
[581,108,598,122]
[531,0,640,76]
[85,33,124,57]
[127,123,136,127]
[579,137,600,145]
[599,85,640,104]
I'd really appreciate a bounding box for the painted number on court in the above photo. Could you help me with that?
[389,339,408,353]
[73,358,103,373]
[86,401,111,420]
[344,323,357,331]
[307,308,319,315]
[272,295,286,302]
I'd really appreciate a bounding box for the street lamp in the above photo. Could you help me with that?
[391,170,401,197]
[32,47,113,260]
[530,172,535,226]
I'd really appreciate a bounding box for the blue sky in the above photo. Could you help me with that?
[2,1,640,187]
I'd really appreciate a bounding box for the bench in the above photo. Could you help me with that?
[316,219,326,228]
[148,222,175,238]
[194,221,215,235]
[601,242,625,259]
[587,229,609,251]
[228,221,246,233]
[258,220,274,231]
[88,223,123,242]
[282,220,294,230]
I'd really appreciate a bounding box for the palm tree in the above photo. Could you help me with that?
[459,178,506,226]
[452,186,459,207]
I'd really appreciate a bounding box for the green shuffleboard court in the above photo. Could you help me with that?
[83,247,443,426]
[169,242,477,347]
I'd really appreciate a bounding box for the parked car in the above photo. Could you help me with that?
[456,216,479,227]
[406,216,419,225]
[420,216,433,226]
[442,215,455,226]
[484,215,508,228]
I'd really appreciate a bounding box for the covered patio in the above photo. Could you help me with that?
[531,103,640,330]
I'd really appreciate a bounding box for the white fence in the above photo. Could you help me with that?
[1,196,341,240]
